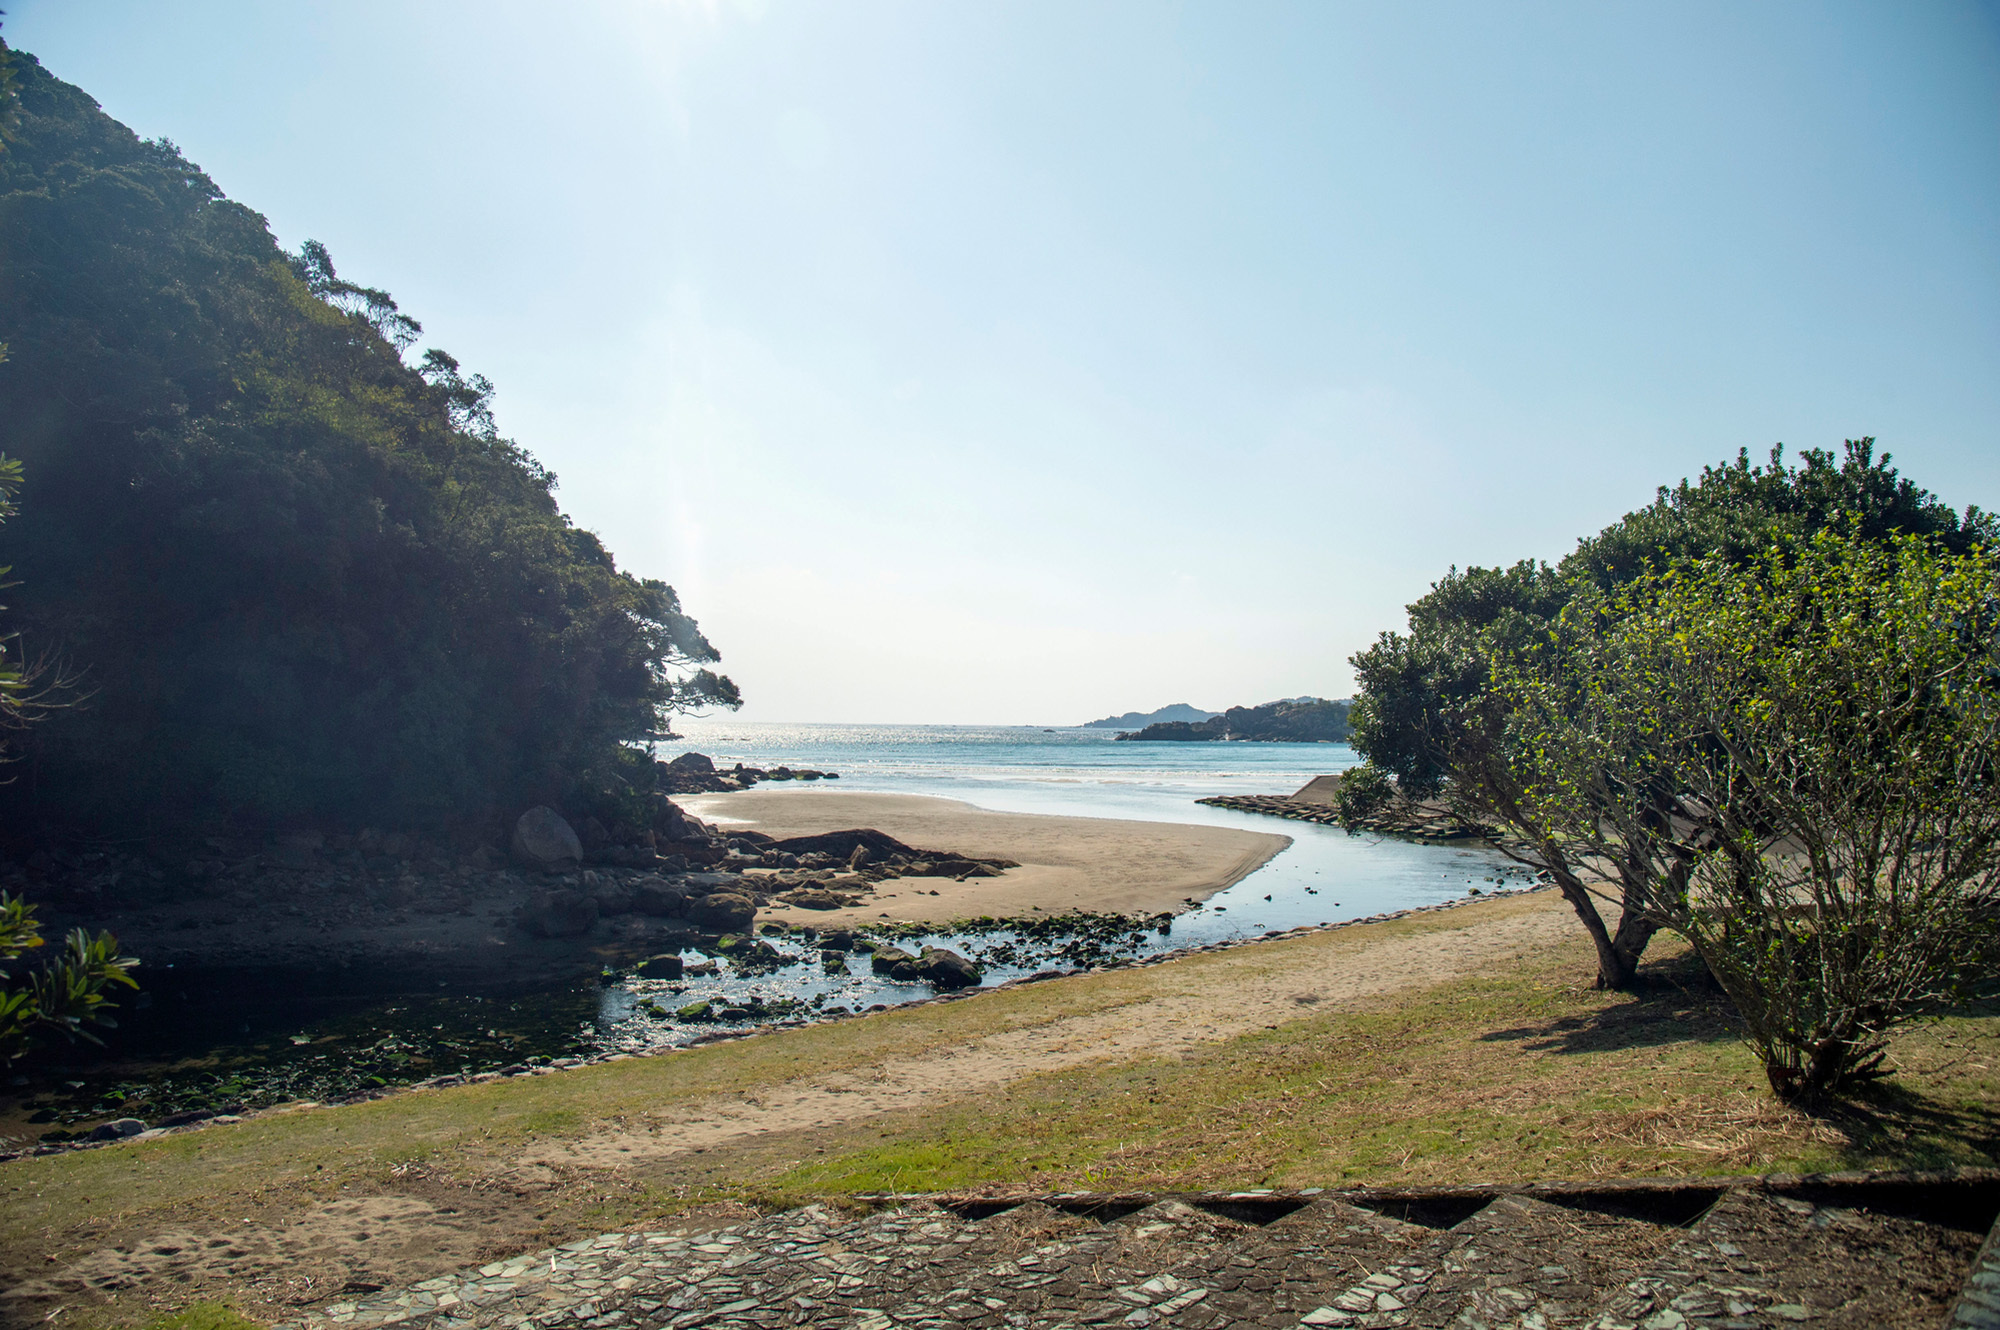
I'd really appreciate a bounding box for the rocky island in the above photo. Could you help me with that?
[1079,702,1218,730]
[1117,696,1351,743]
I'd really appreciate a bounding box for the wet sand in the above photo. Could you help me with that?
[676,789,1291,927]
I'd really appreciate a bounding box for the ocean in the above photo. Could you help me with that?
[666,718,1527,940]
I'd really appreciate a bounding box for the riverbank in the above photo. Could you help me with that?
[11,791,1286,982]
[680,790,1291,927]
[4,888,1993,1327]
[0,794,1293,1148]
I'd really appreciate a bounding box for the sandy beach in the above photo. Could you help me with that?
[676,788,1291,926]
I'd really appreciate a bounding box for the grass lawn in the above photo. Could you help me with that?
[761,939,2000,1202]
[5,894,1995,1328]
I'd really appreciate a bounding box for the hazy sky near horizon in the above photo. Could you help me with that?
[13,2,2000,724]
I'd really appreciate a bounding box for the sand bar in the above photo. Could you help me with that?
[675,788,1291,926]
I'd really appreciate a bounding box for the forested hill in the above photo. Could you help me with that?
[1117,698,1351,743]
[0,48,737,840]
[1080,703,1217,730]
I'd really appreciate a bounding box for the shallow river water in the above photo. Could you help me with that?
[7,725,1529,1143]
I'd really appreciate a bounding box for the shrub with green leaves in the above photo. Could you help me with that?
[1499,531,2000,1102]
[0,893,137,1064]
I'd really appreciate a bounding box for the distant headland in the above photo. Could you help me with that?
[1079,703,1219,730]
[1115,696,1351,743]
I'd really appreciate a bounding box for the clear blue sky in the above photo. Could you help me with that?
[12,1,1999,724]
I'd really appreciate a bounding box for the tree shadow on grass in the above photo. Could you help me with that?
[1806,994,2000,1171]
[1813,1079,2000,1174]
[1476,951,1741,1055]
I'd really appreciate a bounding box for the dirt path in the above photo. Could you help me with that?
[2,892,1581,1325]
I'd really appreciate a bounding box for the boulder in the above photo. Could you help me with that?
[737,940,791,969]
[782,888,847,911]
[630,879,687,917]
[592,882,635,915]
[155,1109,218,1128]
[655,797,709,844]
[88,1118,148,1140]
[769,828,923,862]
[895,858,994,878]
[915,946,983,990]
[689,891,757,932]
[521,890,598,938]
[511,806,583,871]
[869,943,917,975]
[668,751,716,773]
[633,953,684,980]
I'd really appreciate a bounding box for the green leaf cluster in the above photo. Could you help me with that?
[0,48,737,836]
[1346,440,1993,992]
[0,891,138,1064]
[1497,531,2000,1102]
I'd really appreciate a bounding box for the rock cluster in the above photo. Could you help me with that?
[866,943,984,989]
[653,751,839,795]
[0,786,1010,986]
[506,808,1017,946]
[1195,794,1493,844]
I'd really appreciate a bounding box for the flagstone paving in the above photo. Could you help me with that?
[274,1175,1997,1330]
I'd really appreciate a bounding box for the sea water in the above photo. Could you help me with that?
[579,722,1533,1052]
[664,719,1526,926]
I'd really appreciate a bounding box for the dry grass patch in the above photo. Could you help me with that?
[755,938,2000,1200]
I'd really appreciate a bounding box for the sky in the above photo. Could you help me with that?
[11,1,2000,725]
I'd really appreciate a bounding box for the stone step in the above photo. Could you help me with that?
[272,1175,2000,1330]
[1580,1184,1993,1330]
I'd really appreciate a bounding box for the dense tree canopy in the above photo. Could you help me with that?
[1347,442,1995,989]
[1493,531,2000,1101]
[0,48,737,839]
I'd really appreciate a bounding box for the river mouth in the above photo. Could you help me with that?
[1,820,1536,1150]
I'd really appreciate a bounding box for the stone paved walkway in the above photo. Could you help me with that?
[274,1175,1997,1330]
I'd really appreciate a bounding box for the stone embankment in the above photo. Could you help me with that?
[273,1173,2000,1330]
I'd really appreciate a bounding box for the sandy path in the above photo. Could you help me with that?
[679,789,1292,926]
[530,891,1574,1170]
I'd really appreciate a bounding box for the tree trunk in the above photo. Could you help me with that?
[1608,901,1659,980]
[1545,859,1634,990]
